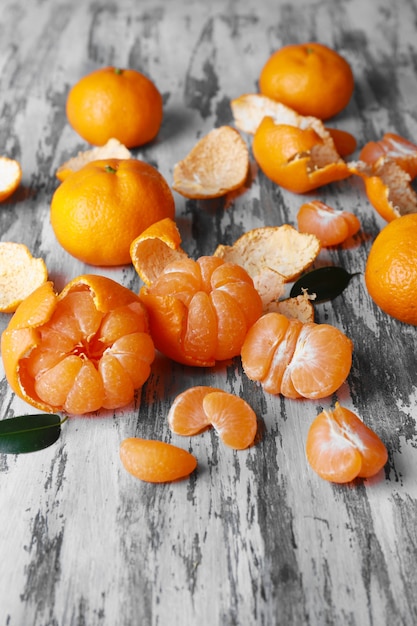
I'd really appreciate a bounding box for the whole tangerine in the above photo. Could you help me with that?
[365,214,417,325]
[259,42,354,120]
[66,66,163,147]
[50,158,175,266]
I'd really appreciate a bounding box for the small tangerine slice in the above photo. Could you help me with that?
[120,438,197,483]
[0,157,22,202]
[252,117,351,194]
[241,312,353,399]
[214,224,321,308]
[167,386,224,435]
[56,138,131,181]
[306,402,388,483]
[168,386,257,450]
[172,126,249,199]
[297,200,361,246]
[0,242,48,313]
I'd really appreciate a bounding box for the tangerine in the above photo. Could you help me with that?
[50,158,175,266]
[241,312,352,399]
[1,274,155,414]
[167,386,258,450]
[66,66,163,147]
[365,214,417,325]
[120,438,197,483]
[306,402,388,483]
[297,200,361,247]
[259,42,354,120]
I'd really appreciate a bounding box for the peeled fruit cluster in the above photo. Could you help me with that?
[241,312,353,399]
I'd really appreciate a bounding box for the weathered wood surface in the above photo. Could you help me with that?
[1,0,417,624]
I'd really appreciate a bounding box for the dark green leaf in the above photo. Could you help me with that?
[0,414,65,454]
[290,266,360,303]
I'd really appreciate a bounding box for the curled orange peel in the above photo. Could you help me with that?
[172,126,249,199]
[0,242,48,313]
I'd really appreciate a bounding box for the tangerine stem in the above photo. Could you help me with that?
[104,165,118,174]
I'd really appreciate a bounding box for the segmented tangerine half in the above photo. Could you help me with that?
[120,438,197,483]
[297,200,361,247]
[306,402,388,483]
[1,274,155,414]
[168,386,258,450]
[241,312,353,399]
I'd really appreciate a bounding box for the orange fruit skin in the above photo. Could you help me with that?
[66,66,163,147]
[120,438,197,483]
[139,256,263,367]
[259,42,354,120]
[50,158,175,266]
[0,157,22,202]
[359,132,417,179]
[252,118,351,193]
[241,312,353,399]
[306,403,388,483]
[365,214,417,325]
[297,200,361,246]
[1,274,155,414]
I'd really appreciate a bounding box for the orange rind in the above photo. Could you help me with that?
[359,132,417,179]
[172,126,249,199]
[214,224,321,308]
[230,93,357,156]
[265,292,315,323]
[0,157,22,202]
[56,138,131,181]
[0,242,48,313]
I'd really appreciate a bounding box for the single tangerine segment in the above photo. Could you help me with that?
[139,256,263,367]
[167,385,225,435]
[56,138,131,182]
[0,157,22,202]
[297,200,361,247]
[241,312,353,399]
[0,242,48,313]
[252,116,351,194]
[120,437,197,483]
[306,402,388,483]
[172,126,249,199]
[168,386,257,450]
[258,42,354,120]
[1,274,155,414]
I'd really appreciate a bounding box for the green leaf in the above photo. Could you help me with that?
[0,414,66,454]
[290,266,360,303]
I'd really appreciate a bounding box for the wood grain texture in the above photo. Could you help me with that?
[1,0,417,624]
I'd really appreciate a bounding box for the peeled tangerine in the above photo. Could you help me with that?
[241,312,353,399]
[1,274,155,415]
[306,402,388,483]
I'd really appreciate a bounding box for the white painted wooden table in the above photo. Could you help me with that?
[1,1,417,624]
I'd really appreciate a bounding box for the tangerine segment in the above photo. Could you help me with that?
[168,386,257,450]
[253,117,351,194]
[306,402,388,483]
[1,274,155,414]
[0,157,22,202]
[120,438,197,483]
[241,312,353,399]
[0,242,48,313]
[139,256,263,367]
[297,200,361,247]
[167,386,224,435]
[172,126,249,199]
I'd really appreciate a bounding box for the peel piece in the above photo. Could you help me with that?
[0,242,48,313]
[265,292,315,323]
[172,126,249,199]
[359,132,417,179]
[214,225,321,308]
[0,157,22,202]
[130,217,188,286]
[56,138,131,181]
[231,93,357,156]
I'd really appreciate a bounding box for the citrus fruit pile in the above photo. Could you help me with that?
[3,40,409,486]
